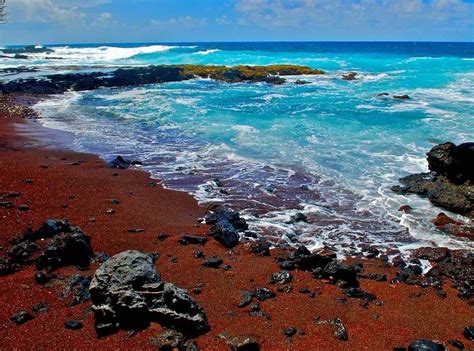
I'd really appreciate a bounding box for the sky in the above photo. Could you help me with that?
[0,0,473,45]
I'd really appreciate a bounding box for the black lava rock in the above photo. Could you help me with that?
[11,311,34,325]
[238,291,254,308]
[65,320,83,330]
[34,270,50,285]
[343,287,377,301]
[90,250,209,337]
[178,235,208,246]
[464,326,474,340]
[319,262,359,288]
[250,241,271,256]
[202,256,223,268]
[283,327,297,337]
[107,156,140,169]
[447,339,465,350]
[206,205,248,248]
[407,340,446,351]
[35,229,93,270]
[271,271,293,284]
[254,288,276,301]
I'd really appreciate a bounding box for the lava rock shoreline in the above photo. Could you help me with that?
[0,95,473,350]
[0,64,325,95]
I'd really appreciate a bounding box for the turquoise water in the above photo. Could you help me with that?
[5,42,473,255]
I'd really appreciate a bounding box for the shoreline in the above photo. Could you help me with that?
[0,97,473,350]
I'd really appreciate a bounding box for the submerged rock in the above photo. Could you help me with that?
[342,72,357,81]
[90,250,209,337]
[107,156,142,169]
[393,94,410,100]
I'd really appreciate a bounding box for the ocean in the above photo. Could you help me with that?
[2,42,473,256]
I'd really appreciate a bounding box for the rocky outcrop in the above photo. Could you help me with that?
[89,250,209,337]
[0,220,93,275]
[342,72,357,81]
[0,64,325,95]
[392,142,473,217]
[426,142,473,184]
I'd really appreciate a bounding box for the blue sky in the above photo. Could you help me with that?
[1,0,473,45]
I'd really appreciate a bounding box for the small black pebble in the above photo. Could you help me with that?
[11,311,34,325]
[65,320,83,330]
[448,339,465,350]
[34,270,49,285]
[283,327,297,337]
[157,234,168,241]
[464,326,474,341]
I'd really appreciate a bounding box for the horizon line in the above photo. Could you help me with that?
[3,40,474,47]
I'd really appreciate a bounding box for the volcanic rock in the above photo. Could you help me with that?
[89,250,209,337]
[407,340,446,351]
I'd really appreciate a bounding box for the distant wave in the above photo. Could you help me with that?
[0,44,194,63]
[193,49,221,55]
[50,45,184,61]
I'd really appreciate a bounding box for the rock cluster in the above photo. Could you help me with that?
[89,250,210,337]
[392,142,473,217]
[0,219,93,275]
[205,205,248,248]
[276,245,361,288]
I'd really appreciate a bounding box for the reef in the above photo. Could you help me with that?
[0,64,325,95]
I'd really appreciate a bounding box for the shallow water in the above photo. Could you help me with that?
[4,42,473,255]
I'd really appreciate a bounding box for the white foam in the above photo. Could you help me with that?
[193,49,221,55]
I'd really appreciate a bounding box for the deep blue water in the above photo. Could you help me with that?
[2,42,473,256]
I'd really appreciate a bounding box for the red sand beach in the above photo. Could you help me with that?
[0,98,472,350]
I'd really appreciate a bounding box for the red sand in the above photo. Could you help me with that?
[0,104,472,350]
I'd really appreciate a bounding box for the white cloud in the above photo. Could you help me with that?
[93,12,114,27]
[234,0,474,30]
[7,0,110,24]
[151,16,208,28]
[216,15,232,25]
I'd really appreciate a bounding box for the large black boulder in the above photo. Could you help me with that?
[427,142,474,184]
[90,250,209,337]
[35,230,93,270]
